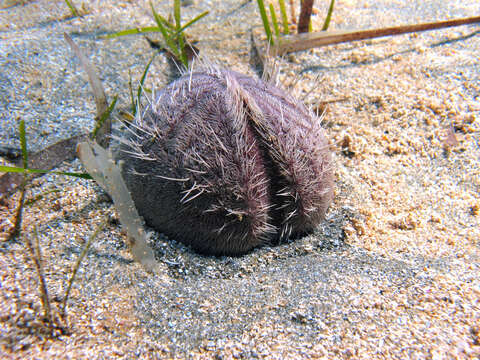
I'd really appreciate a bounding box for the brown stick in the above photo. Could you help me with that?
[0,134,87,199]
[25,227,54,335]
[7,178,27,241]
[297,0,314,33]
[275,16,480,54]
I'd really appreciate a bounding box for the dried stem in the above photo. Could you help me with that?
[275,15,480,54]
[7,178,27,241]
[0,134,87,200]
[7,119,29,241]
[25,227,54,335]
[298,0,314,33]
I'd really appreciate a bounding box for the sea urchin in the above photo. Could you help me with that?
[117,66,334,255]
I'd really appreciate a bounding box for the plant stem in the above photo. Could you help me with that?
[8,179,26,241]
[8,119,28,240]
[298,0,314,33]
[64,0,79,17]
[174,0,188,66]
[257,0,273,45]
[25,228,54,335]
[269,3,280,38]
[278,0,289,34]
[275,15,480,54]
[321,0,335,31]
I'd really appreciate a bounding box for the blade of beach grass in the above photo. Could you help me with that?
[19,119,28,169]
[176,10,209,35]
[257,0,273,45]
[321,0,335,31]
[64,0,79,17]
[102,26,163,39]
[150,1,180,59]
[8,119,29,240]
[270,3,281,38]
[0,165,92,179]
[137,53,156,111]
[92,95,118,140]
[278,0,289,34]
[173,0,188,65]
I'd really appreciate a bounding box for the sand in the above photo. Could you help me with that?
[0,0,479,358]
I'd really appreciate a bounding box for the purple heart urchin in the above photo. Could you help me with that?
[117,66,334,256]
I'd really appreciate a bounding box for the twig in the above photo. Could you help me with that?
[7,178,27,241]
[297,0,314,33]
[275,15,480,54]
[0,134,87,200]
[7,119,29,241]
[61,217,108,321]
[25,227,54,335]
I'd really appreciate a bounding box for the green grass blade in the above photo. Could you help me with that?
[128,69,136,116]
[64,0,79,17]
[0,165,35,174]
[177,11,209,35]
[19,120,28,169]
[150,1,180,57]
[150,11,176,32]
[174,0,182,31]
[137,54,156,107]
[257,0,273,45]
[173,0,188,66]
[278,0,289,34]
[269,3,280,38]
[92,95,118,140]
[322,0,335,31]
[0,165,93,179]
[102,27,163,39]
[153,12,176,31]
[177,36,188,67]
[49,171,92,179]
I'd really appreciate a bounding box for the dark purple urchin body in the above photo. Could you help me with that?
[117,67,334,256]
